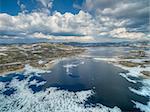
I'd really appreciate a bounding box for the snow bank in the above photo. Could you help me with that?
[94,57,117,62]
[23,64,51,76]
[119,73,137,83]
[0,53,7,56]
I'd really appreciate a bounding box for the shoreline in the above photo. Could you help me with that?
[0,43,85,76]
[0,58,64,76]
[94,57,150,78]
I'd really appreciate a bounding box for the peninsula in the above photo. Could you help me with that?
[0,43,85,75]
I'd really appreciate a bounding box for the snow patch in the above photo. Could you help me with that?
[94,57,117,62]
[0,77,121,112]
[0,47,8,51]
[119,73,137,83]
[129,79,150,97]
[81,61,85,64]
[38,60,44,64]
[132,100,150,112]
[29,79,46,87]
[0,82,5,91]
[0,53,7,56]
[23,64,51,76]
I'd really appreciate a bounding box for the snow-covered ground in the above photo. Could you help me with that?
[23,64,52,76]
[0,47,8,51]
[0,53,7,56]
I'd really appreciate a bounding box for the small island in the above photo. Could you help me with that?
[0,43,85,75]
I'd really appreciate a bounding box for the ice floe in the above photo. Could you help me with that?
[119,73,137,83]
[0,75,121,112]
[29,79,46,87]
[129,79,150,97]
[0,82,5,91]
[132,100,150,112]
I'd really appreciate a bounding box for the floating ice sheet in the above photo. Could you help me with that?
[0,64,122,112]
[132,100,150,112]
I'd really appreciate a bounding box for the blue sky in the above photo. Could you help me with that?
[0,0,149,42]
[0,0,83,15]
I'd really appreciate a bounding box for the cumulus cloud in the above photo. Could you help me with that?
[32,32,94,41]
[82,0,149,36]
[0,0,149,40]
[110,28,146,39]
[37,0,53,8]
[0,11,99,41]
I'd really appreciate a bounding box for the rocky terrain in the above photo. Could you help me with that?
[117,49,150,77]
[0,43,85,74]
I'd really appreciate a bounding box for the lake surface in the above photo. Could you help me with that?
[0,47,149,112]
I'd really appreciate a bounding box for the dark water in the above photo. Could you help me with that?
[40,58,147,111]
[0,47,148,111]
[83,47,139,57]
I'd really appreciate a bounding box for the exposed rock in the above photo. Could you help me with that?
[0,43,85,75]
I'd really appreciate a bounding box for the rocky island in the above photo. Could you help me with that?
[0,43,85,75]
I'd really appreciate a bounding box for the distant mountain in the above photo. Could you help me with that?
[63,41,150,47]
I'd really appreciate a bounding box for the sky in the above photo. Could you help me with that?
[0,0,150,42]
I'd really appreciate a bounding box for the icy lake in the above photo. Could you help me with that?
[0,47,149,112]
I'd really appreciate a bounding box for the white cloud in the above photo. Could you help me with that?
[17,0,27,13]
[110,28,146,39]
[37,0,53,8]
[82,0,149,38]
[0,11,99,37]
[31,32,94,42]
[0,8,148,40]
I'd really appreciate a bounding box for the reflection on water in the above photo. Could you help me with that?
[42,57,148,111]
